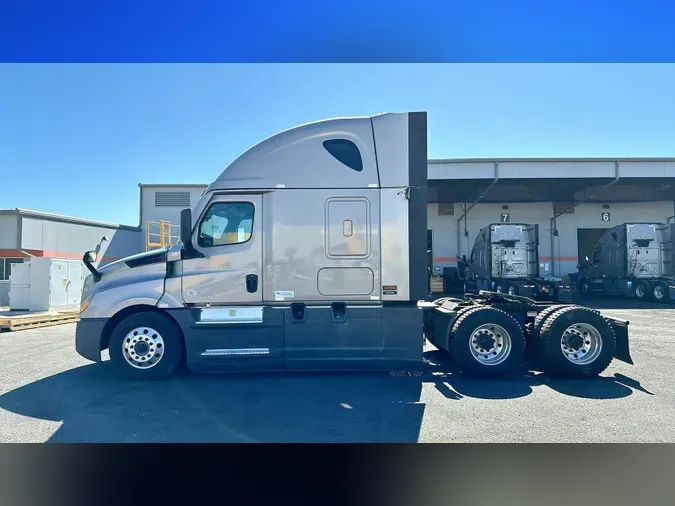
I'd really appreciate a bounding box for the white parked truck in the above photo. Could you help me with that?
[579,222,675,302]
[463,223,572,302]
[76,111,633,380]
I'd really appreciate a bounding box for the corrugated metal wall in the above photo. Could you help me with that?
[0,215,19,249]
[20,217,140,264]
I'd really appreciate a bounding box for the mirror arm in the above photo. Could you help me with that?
[82,251,101,282]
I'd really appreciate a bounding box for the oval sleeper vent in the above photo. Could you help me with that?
[322,139,363,172]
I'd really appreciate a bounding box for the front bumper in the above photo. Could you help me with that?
[75,318,108,362]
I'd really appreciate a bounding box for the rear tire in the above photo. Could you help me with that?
[108,311,184,381]
[652,281,669,302]
[449,306,526,377]
[530,304,578,342]
[539,306,615,378]
[633,280,652,301]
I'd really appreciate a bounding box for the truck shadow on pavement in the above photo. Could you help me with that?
[0,352,652,443]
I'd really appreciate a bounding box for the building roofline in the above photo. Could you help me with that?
[138,183,208,188]
[428,157,675,164]
[0,208,141,232]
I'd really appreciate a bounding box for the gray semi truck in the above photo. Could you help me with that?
[75,111,632,380]
[578,222,675,302]
[463,223,570,302]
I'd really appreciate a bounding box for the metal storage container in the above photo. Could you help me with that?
[9,257,84,312]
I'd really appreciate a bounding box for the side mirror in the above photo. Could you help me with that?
[585,255,590,263]
[85,251,97,263]
[180,208,193,245]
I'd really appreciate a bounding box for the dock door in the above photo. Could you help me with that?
[577,228,608,264]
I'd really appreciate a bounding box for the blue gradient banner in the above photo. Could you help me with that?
[1,0,674,62]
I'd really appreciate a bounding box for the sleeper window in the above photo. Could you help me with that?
[322,139,363,172]
[198,202,254,247]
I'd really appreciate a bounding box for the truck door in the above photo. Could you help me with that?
[180,194,283,371]
[182,194,263,304]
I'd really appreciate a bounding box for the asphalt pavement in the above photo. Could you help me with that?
[0,298,671,442]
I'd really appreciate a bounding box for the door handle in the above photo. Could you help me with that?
[246,274,258,293]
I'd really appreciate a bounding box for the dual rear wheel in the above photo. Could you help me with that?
[449,304,615,378]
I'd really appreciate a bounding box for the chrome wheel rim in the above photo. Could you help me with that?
[508,285,517,295]
[123,326,165,369]
[469,323,512,366]
[635,284,646,298]
[496,285,504,293]
[654,285,665,300]
[560,323,602,365]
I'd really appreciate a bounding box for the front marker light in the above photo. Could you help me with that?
[80,296,93,314]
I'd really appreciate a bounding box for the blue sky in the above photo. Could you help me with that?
[1,64,675,226]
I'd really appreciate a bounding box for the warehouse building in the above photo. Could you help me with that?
[0,209,141,306]
[139,157,675,286]
[428,157,675,281]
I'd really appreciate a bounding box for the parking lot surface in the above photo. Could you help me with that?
[0,299,672,443]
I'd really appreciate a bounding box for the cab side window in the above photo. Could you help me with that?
[198,202,254,247]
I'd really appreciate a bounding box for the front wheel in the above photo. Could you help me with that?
[449,306,526,377]
[108,311,184,381]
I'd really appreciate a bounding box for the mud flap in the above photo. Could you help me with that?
[606,316,633,364]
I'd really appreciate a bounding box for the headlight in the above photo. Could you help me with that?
[80,296,94,313]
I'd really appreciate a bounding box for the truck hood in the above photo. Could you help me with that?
[81,246,171,302]
[98,247,170,274]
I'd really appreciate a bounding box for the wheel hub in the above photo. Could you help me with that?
[560,323,602,365]
[469,323,512,366]
[123,326,165,369]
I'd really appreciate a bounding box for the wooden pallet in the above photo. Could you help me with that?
[0,311,80,332]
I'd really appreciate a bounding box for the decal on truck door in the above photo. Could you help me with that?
[275,290,295,301]
[383,285,398,295]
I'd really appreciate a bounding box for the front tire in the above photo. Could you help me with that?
[449,306,526,377]
[538,306,615,378]
[108,311,184,381]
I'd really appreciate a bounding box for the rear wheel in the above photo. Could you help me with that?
[449,306,525,377]
[653,281,669,302]
[108,311,184,381]
[539,306,615,378]
[531,304,578,341]
[633,280,652,301]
